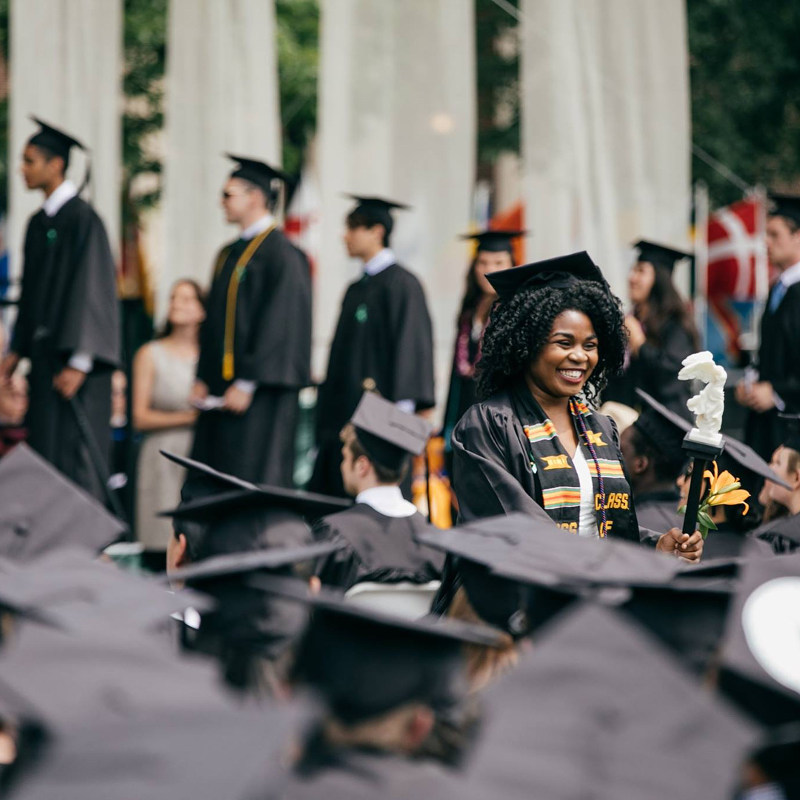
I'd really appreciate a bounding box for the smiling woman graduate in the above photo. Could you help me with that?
[450,252,703,560]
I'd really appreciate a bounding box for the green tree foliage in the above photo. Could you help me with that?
[475,0,520,176]
[123,0,167,220]
[688,0,800,205]
[275,0,319,178]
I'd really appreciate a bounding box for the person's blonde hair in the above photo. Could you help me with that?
[447,587,520,692]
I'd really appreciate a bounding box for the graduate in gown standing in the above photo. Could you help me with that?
[312,392,444,591]
[190,155,312,486]
[603,241,697,417]
[310,196,435,497]
[442,230,524,454]
[736,194,800,461]
[0,118,119,502]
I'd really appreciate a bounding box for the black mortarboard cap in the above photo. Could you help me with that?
[633,239,692,273]
[778,413,800,454]
[0,444,126,562]
[249,575,503,723]
[636,389,791,489]
[0,548,211,633]
[718,551,800,725]
[0,619,225,733]
[485,250,608,303]
[631,406,687,474]
[167,541,341,585]
[226,153,289,198]
[768,193,800,228]
[459,229,526,253]
[5,702,296,800]
[345,194,410,238]
[27,116,86,162]
[462,604,755,800]
[350,391,432,471]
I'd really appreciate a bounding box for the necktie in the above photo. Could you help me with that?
[769,281,787,313]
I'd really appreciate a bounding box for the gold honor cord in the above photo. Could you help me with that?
[222,224,276,381]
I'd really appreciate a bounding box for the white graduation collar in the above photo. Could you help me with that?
[779,260,800,289]
[42,180,77,217]
[355,485,417,518]
[240,213,275,241]
[363,248,396,277]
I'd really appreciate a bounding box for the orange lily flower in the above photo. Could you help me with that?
[702,461,750,516]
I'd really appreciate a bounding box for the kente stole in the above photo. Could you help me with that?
[521,396,631,538]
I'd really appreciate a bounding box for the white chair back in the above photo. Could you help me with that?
[344,581,441,619]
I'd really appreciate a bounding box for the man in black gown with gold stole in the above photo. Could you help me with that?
[1,118,119,502]
[310,196,435,497]
[190,156,312,486]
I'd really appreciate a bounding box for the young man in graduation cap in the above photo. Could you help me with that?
[190,155,312,486]
[620,405,686,536]
[0,118,120,502]
[736,194,800,461]
[310,195,435,497]
[312,391,444,591]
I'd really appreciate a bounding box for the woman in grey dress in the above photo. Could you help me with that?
[133,280,205,564]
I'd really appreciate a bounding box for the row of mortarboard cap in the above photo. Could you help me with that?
[1,465,800,793]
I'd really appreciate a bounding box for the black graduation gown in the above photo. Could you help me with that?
[751,512,800,554]
[287,730,460,799]
[745,282,800,460]
[192,228,312,486]
[312,503,444,590]
[11,196,119,501]
[634,488,683,536]
[450,388,641,542]
[311,264,435,496]
[603,317,694,418]
[442,316,482,454]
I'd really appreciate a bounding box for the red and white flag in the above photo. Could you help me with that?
[706,196,767,303]
[284,164,321,277]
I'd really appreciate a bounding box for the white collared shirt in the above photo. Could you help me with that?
[779,260,800,290]
[42,180,77,217]
[363,248,396,277]
[356,485,418,518]
[240,213,275,241]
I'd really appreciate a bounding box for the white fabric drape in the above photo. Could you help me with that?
[8,0,123,286]
[316,0,476,412]
[159,0,281,317]
[521,0,691,295]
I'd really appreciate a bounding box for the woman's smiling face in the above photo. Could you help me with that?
[526,309,599,401]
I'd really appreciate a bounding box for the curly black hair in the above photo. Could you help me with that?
[476,281,627,403]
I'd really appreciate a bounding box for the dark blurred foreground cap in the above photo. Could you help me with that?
[350,391,432,471]
[486,250,608,303]
[633,239,693,273]
[718,551,800,725]
[0,444,126,562]
[249,575,504,723]
[0,548,210,633]
[636,389,791,489]
[458,604,756,800]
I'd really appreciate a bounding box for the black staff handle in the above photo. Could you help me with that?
[681,458,708,536]
[680,435,724,537]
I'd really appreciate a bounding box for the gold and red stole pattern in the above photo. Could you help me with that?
[522,397,631,538]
